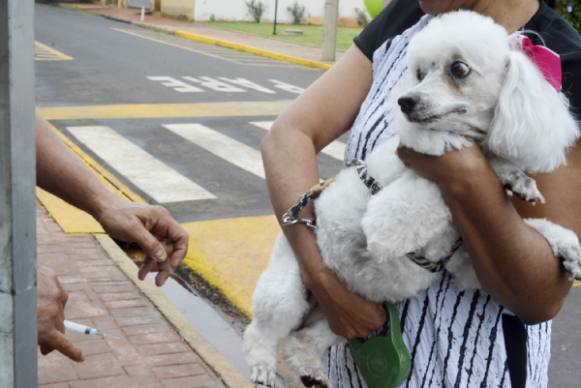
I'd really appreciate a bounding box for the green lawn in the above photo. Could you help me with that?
[198,21,363,51]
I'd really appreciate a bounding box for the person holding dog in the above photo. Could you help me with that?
[261,0,581,386]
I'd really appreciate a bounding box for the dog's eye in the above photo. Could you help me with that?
[416,68,425,81]
[450,61,471,79]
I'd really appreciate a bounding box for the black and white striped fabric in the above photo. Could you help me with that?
[324,16,551,388]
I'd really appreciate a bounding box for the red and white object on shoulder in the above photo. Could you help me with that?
[509,33,562,92]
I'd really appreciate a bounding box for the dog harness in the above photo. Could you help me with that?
[282,159,459,273]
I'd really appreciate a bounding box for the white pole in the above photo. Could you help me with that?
[140,6,145,21]
[321,0,339,62]
[0,0,37,387]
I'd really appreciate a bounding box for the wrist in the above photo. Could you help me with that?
[89,192,129,222]
[437,162,498,199]
[302,266,333,292]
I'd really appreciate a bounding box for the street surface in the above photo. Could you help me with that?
[35,4,581,386]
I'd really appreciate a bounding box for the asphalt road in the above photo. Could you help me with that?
[35,3,342,222]
[34,4,581,387]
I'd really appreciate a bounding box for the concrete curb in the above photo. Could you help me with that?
[96,235,252,388]
[97,13,332,70]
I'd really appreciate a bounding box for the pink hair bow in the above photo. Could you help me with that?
[509,33,562,92]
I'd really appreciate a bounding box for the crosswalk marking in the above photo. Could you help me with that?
[163,123,265,179]
[67,126,215,203]
[249,121,346,161]
[35,41,73,61]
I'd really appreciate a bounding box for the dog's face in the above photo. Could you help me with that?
[398,11,510,140]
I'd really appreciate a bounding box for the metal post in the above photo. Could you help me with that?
[321,0,339,61]
[273,0,279,35]
[0,0,37,387]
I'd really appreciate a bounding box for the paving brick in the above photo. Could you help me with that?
[40,383,70,388]
[161,375,225,388]
[128,331,181,346]
[138,342,191,355]
[38,352,78,384]
[99,292,142,301]
[115,315,160,327]
[102,328,142,363]
[121,323,171,336]
[37,206,223,387]
[152,363,206,379]
[91,315,119,330]
[69,376,162,388]
[145,352,202,366]
[105,298,150,309]
[73,353,124,380]
[76,338,112,356]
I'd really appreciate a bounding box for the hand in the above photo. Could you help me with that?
[397,144,491,185]
[304,269,386,340]
[96,199,189,286]
[37,266,84,362]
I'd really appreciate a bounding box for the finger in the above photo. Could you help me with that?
[46,331,85,362]
[40,343,53,356]
[131,222,168,263]
[138,257,157,281]
[155,260,174,286]
[167,226,188,266]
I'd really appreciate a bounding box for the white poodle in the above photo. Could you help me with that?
[245,10,581,388]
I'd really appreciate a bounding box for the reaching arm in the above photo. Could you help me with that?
[262,46,386,339]
[36,116,188,286]
[398,143,581,324]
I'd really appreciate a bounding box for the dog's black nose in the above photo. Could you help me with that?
[398,96,420,114]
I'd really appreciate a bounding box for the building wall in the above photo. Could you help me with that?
[193,0,369,24]
[161,0,195,20]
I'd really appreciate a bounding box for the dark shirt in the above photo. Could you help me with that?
[354,0,581,115]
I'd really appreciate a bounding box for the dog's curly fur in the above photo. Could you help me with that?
[244,11,581,388]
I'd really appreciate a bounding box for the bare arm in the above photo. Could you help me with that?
[36,116,188,286]
[262,46,386,339]
[398,143,581,323]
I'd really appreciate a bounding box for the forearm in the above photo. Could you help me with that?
[440,169,571,323]
[262,123,328,282]
[36,116,122,218]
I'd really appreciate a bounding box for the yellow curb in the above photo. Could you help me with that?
[173,30,332,70]
[182,216,281,318]
[96,235,253,388]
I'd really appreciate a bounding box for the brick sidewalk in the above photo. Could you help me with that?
[37,205,225,388]
[93,7,343,63]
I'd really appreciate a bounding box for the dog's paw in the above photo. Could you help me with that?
[251,363,278,388]
[560,245,581,281]
[299,368,330,388]
[502,171,545,205]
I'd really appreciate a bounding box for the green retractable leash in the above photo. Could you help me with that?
[349,303,411,388]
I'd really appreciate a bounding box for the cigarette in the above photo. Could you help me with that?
[64,320,104,337]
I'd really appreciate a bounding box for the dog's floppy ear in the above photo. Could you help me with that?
[487,50,579,172]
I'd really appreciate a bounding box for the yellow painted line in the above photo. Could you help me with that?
[575,281,581,287]
[35,41,73,61]
[97,235,252,388]
[37,100,291,120]
[173,30,332,71]
[182,215,280,317]
[36,119,146,234]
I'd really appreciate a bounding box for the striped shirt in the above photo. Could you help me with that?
[324,16,551,388]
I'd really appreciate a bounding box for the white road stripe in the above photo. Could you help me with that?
[67,126,215,203]
[163,123,265,179]
[249,121,346,161]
